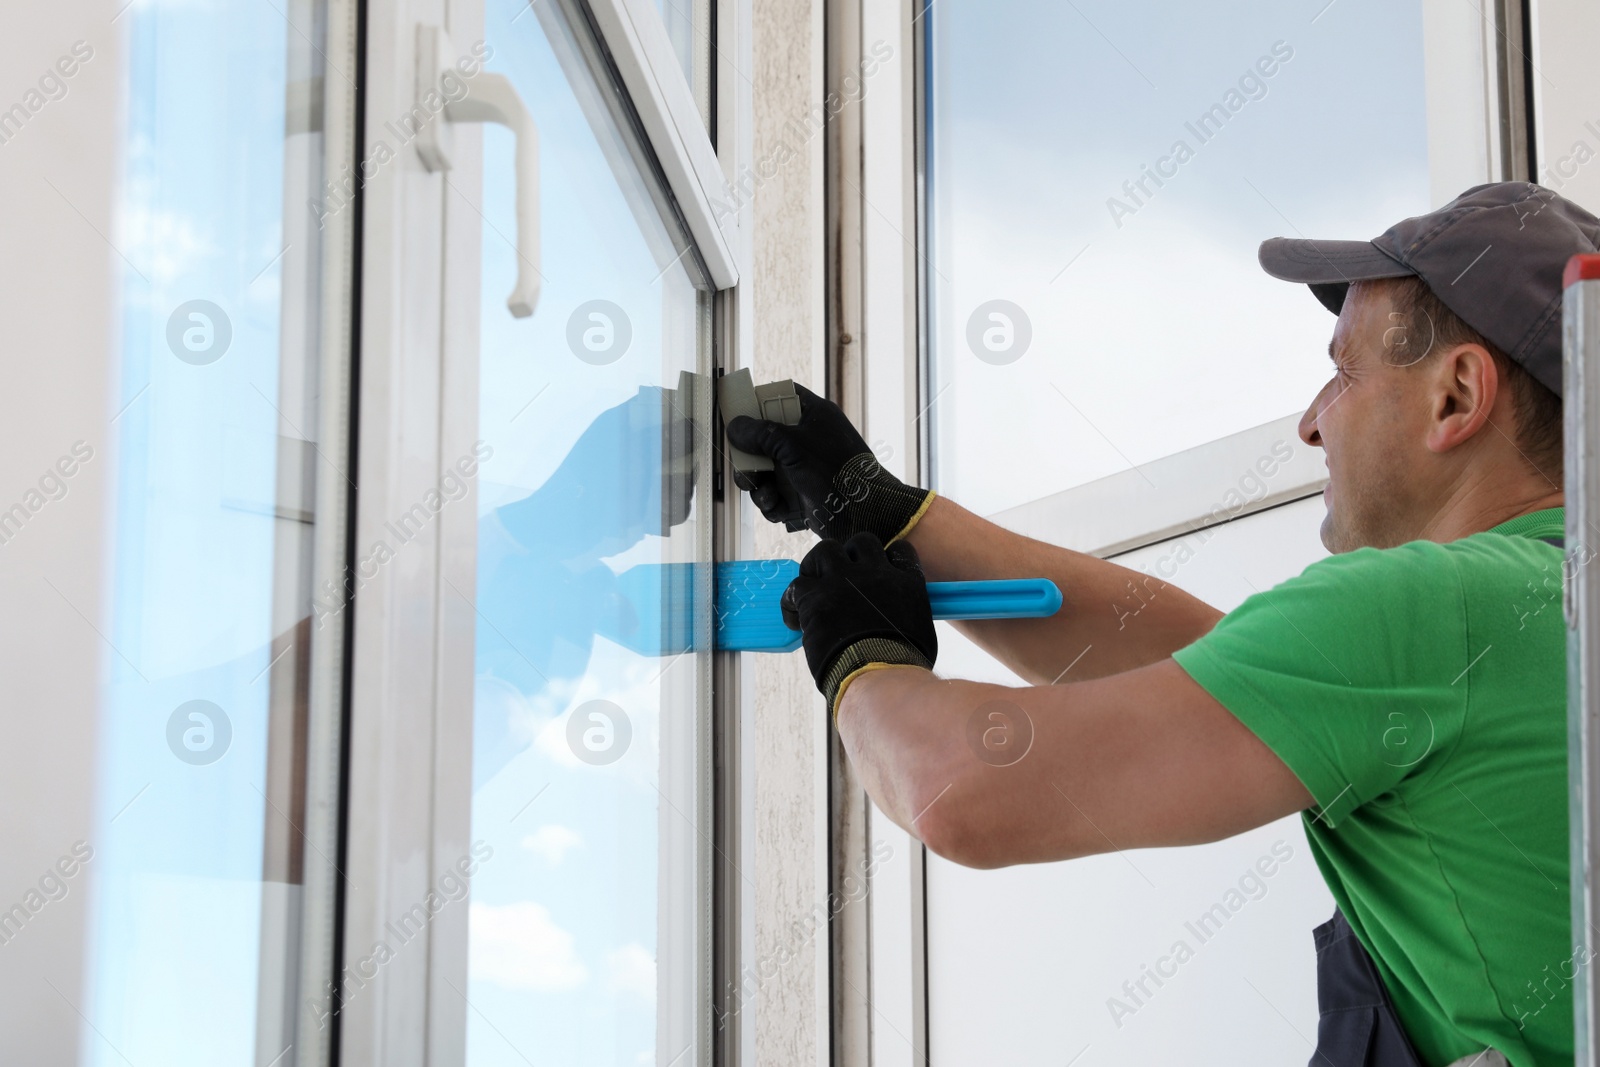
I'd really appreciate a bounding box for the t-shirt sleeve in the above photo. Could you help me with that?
[1170,542,1470,827]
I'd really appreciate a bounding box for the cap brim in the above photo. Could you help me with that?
[1259,238,1415,314]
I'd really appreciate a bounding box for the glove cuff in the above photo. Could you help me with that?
[821,636,933,721]
[832,453,936,545]
[887,489,937,545]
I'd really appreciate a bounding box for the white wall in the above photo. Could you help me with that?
[0,3,122,1064]
[926,497,1335,1066]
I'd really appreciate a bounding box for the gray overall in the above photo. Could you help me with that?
[1306,533,1562,1066]
[1308,908,1427,1066]
[1310,912,1510,1067]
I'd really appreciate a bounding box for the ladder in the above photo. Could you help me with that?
[1567,252,1600,1063]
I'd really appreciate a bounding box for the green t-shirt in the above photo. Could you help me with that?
[1172,507,1571,1067]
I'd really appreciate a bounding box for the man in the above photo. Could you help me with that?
[726,182,1600,1067]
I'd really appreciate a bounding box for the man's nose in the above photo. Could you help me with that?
[1298,386,1325,448]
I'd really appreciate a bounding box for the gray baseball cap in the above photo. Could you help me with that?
[1259,182,1600,397]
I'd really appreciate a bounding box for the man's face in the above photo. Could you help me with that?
[1297,282,1435,553]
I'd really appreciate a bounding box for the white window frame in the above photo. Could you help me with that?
[831,1,928,1064]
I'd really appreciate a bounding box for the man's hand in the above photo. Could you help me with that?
[780,532,939,717]
[726,384,935,543]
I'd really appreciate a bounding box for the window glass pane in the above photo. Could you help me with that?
[925,0,1445,516]
[465,4,712,1066]
[87,0,338,1062]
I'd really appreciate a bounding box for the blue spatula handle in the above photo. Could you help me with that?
[926,578,1063,621]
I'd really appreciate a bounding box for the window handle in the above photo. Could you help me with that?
[415,26,541,318]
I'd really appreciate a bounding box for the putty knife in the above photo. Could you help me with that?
[595,561,1062,655]
[717,560,1062,652]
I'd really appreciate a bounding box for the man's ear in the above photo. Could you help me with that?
[1425,342,1499,454]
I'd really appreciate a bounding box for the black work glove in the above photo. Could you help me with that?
[726,384,935,544]
[780,532,938,719]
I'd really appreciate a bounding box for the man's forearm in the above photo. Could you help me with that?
[907,496,1223,683]
[833,664,1116,868]
[832,666,997,860]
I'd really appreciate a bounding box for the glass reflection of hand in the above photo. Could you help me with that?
[472,379,701,788]
[494,383,698,565]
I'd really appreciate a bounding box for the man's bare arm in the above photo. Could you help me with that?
[906,496,1225,683]
[835,661,1312,869]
